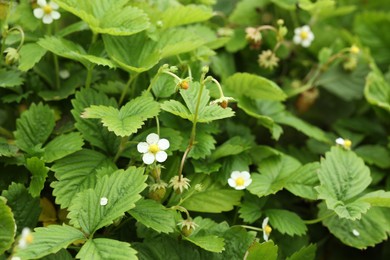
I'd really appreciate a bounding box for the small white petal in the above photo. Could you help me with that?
[142,152,155,165]
[234,185,246,190]
[293,35,301,44]
[146,133,159,144]
[262,217,269,229]
[51,11,61,20]
[11,257,22,260]
[335,138,345,145]
[37,0,47,7]
[263,232,269,241]
[352,229,360,236]
[241,171,251,180]
[33,8,44,19]
[302,25,310,32]
[245,178,252,187]
[59,70,70,79]
[42,15,53,24]
[100,197,108,206]
[228,178,237,188]
[50,2,59,9]
[230,171,241,179]
[294,28,301,35]
[301,40,311,48]
[158,138,170,150]
[155,151,168,162]
[137,142,149,153]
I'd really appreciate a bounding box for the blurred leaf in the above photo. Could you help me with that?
[14,103,55,154]
[39,197,57,226]
[42,133,84,163]
[357,190,390,207]
[51,149,116,208]
[76,238,137,260]
[15,224,85,259]
[0,198,15,254]
[68,167,147,235]
[1,183,40,234]
[161,4,213,29]
[18,43,47,72]
[265,209,307,236]
[221,227,257,259]
[0,69,24,88]
[316,147,372,220]
[0,143,19,157]
[55,0,149,35]
[246,241,278,260]
[364,70,390,113]
[82,95,160,137]
[26,157,49,197]
[210,136,252,161]
[285,162,320,200]
[71,88,120,155]
[41,249,74,260]
[229,0,269,26]
[129,199,176,234]
[286,244,317,260]
[355,145,390,168]
[319,203,390,249]
[56,21,90,37]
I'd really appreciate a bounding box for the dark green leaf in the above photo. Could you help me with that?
[26,157,49,197]
[76,238,137,260]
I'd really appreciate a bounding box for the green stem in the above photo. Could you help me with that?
[239,225,263,232]
[53,54,60,89]
[303,212,335,225]
[211,77,224,97]
[155,116,160,136]
[170,205,191,219]
[85,67,94,89]
[119,73,138,106]
[162,70,182,82]
[0,126,13,139]
[113,136,128,163]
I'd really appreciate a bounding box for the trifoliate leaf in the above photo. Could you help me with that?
[187,129,216,160]
[15,224,85,259]
[285,162,320,200]
[0,69,24,88]
[38,36,115,69]
[225,73,287,101]
[238,196,266,224]
[1,183,40,233]
[246,241,278,260]
[183,235,225,253]
[160,100,193,121]
[103,33,160,73]
[82,95,160,137]
[265,209,307,236]
[129,199,176,234]
[54,0,149,36]
[51,149,116,208]
[248,155,301,198]
[319,203,390,249]
[161,4,213,29]
[286,244,317,260]
[77,238,137,260]
[18,43,47,71]
[71,88,120,155]
[14,103,55,154]
[315,147,372,220]
[42,132,84,163]
[0,197,15,254]
[364,70,390,113]
[174,174,243,213]
[68,167,147,235]
[26,157,49,197]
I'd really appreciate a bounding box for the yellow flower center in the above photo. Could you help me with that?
[300,31,308,40]
[343,139,352,149]
[26,233,34,244]
[149,144,160,154]
[235,177,245,186]
[43,4,52,14]
[265,225,272,235]
[350,45,360,54]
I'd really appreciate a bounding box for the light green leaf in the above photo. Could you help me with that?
[77,238,137,260]
[0,69,24,88]
[180,83,209,115]
[316,147,372,220]
[0,143,19,157]
[285,162,320,200]
[161,4,213,29]
[54,0,149,35]
[188,130,216,159]
[0,197,15,254]
[129,199,176,234]
[238,197,266,224]
[319,203,390,249]
[364,70,390,113]
[160,100,193,121]
[71,88,120,155]
[357,190,390,207]
[183,235,225,253]
[103,33,160,73]
[174,174,243,213]
[41,249,74,260]
[198,105,235,123]
[210,136,252,161]
[265,209,307,236]
[229,0,269,26]
[246,241,278,260]
[286,244,317,260]
[14,103,55,154]
[51,149,116,208]
[57,21,90,37]
[38,36,115,69]
[248,155,301,197]
[68,167,147,235]
[26,157,49,197]
[355,145,390,168]
[224,73,287,101]
[18,43,47,71]
[15,224,85,259]
[42,133,84,163]
[151,73,177,98]
[82,95,160,137]
[1,183,40,234]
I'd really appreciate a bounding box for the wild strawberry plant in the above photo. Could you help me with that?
[1,0,390,259]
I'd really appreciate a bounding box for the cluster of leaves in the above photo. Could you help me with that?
[1,0,390,259]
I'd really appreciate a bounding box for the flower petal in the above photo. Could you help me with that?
[293,35,301,44]
[230,171,241,179]
[146,133,159,144]
[37,0,47,7]
[245,178,252,187]
[155,151,168,162]
[240,171,251,180]
[228,178,236,188]
[234,185,246,190]
[262,217,269,229]
[158,138,170,150]
[301,40,311,48]
[142,153,155,165]
[33,8,44,19]
[51,11,61,20]
[42,14,53,24]
[50,2,59,9]
[137,142,149,153]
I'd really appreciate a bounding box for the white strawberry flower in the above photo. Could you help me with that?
[293,25,314,48]
[137,133,170,165]
[262,217,272,241]
[228,171,252,190]
[33,0,61,24]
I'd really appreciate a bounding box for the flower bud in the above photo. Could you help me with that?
[148,186,166,202]
[4,47,19,65]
